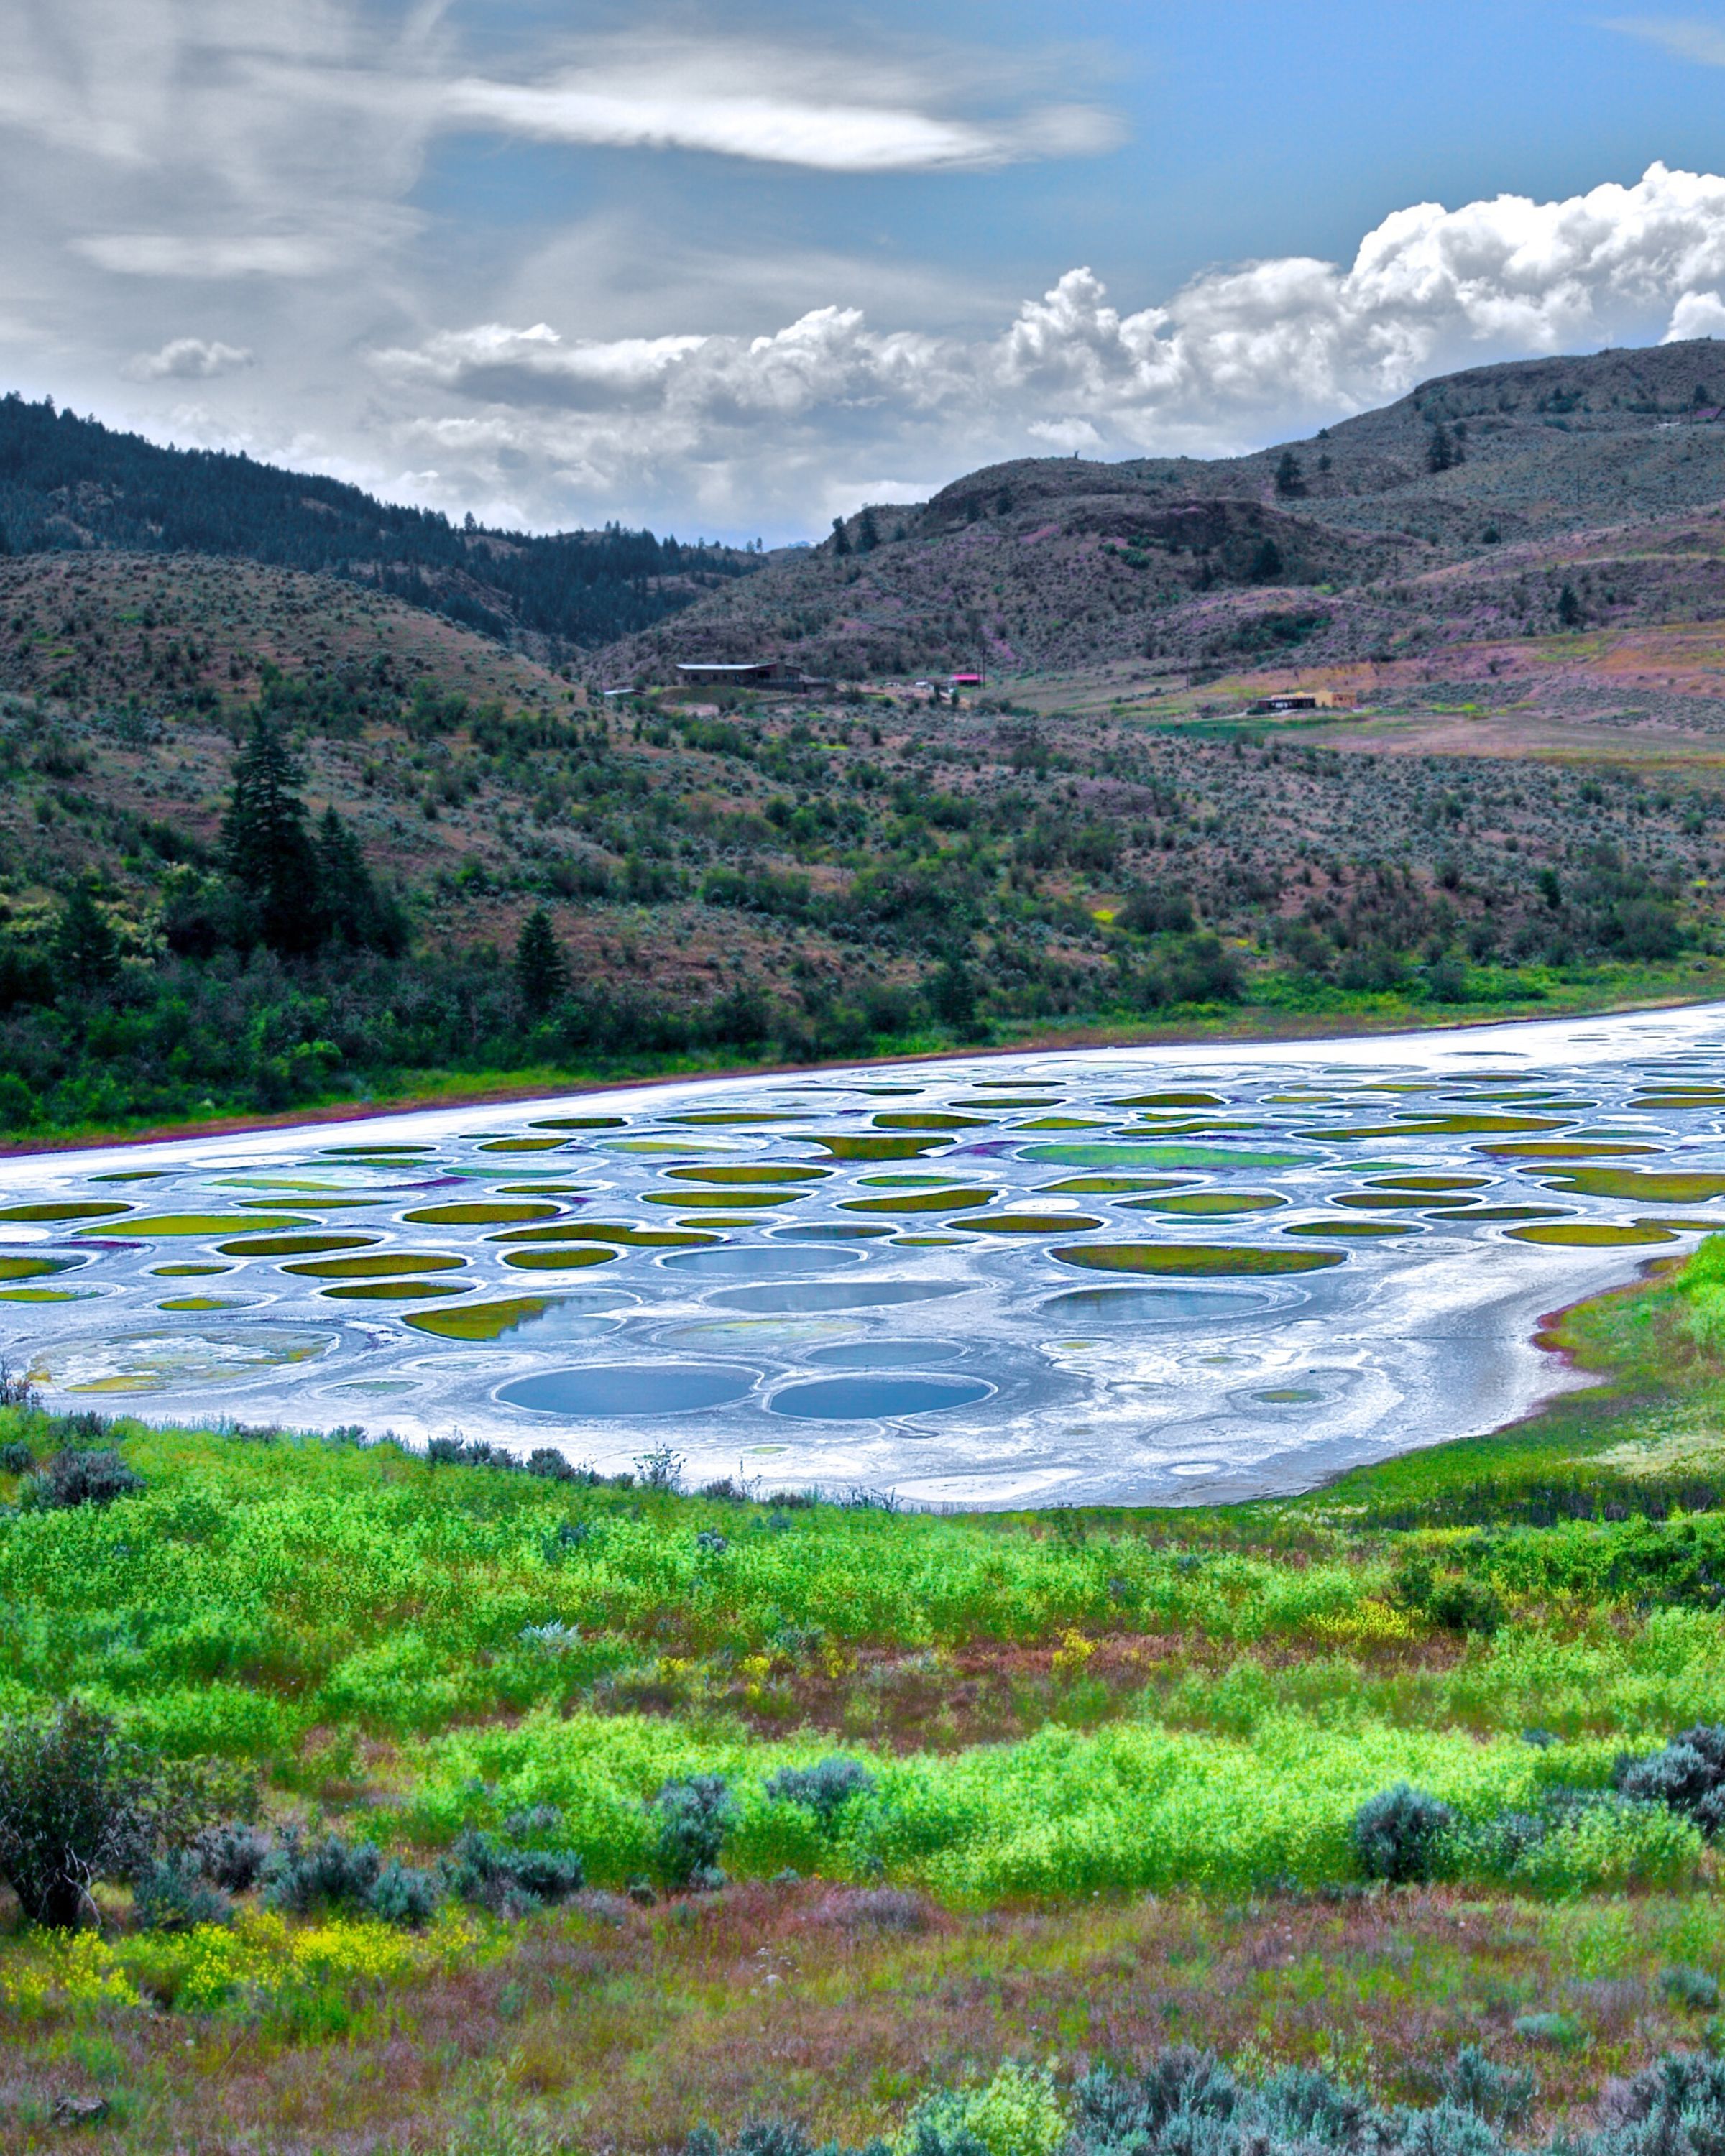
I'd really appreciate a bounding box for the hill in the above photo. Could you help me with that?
[599,339,1725,683]
[0,391,760,654]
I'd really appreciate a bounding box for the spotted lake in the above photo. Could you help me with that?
[7,1003,1725,1506]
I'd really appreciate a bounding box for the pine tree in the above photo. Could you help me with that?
[857,507,880,552]
[221,716,317,953]
[515,908,569,1016]
[313,806,405,954]
[829,516,851,557]
[54,880,121,992]
[1558,582,1583,628]
[1274,451,1305,497]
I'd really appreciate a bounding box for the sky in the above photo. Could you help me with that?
[16,3,1725,541]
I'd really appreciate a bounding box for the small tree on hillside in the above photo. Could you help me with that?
[515,908,569,1016]
[54,880,121,992]
[1248,538,1285,584]
[221,714,318,954]
[1274,451,1305,497]
[313,806,406,954]
[829,516,851,558]
[1557,582,1584,629]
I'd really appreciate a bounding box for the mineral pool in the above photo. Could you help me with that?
[9,1001,1725,1506]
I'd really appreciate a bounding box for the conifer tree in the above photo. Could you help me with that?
[515,908,569,1015]
[221,715,317,954]
[54,880,121,992]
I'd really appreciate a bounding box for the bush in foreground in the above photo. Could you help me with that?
[1351,1784,1454,1884]
[0,1701,152,1927]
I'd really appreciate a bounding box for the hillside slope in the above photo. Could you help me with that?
[602,340,1725,683]
[0,392,760,653]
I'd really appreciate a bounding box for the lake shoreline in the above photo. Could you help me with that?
[2,982,1720,1164]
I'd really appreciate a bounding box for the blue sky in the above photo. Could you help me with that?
[10,1,1725,538]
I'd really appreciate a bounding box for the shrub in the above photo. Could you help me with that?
[20,1447,144,1511]
[0,1701,152,1927]
[1445,2046,1535,2127]
[1614,1723,1725,1833]
[197,1820,272,1893]
[367,1858,442,1930]
[1662,1965,1721,2010]
[133,1852,232,1932]
[447,1827,585,1915]
[1351,1784,1454,1884]
[904,2062,1066,2156]
[653,1774,737,1889]
[765,1757,878,1828]
[0,1439,34,1474]
[526,1447,581,1480]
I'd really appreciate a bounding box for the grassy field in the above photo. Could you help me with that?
[4,1240,1725,2147]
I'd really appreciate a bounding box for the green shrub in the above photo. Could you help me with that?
[1662,1965,1721,2010]
[653,1774,737,1889]
[19,1447,144,1511]
[1614,1723,1725,1833]
[1351,1784,1453,1884]
[447,1825,585,1915]
[0,1439,34,1475]
[1444,2045,1535,2127]
[133,1852,232,1932]
[0,1701,153,1927]
[261,1830,440,1925]
[764,1757,877,1828]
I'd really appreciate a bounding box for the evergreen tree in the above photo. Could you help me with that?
[857,507,880,552]
[1558,582,1583,628]
[515,908,569,1016]
[1427,423,1460,474]
[1274,451,1305,497]
[313,806,406,954]
[1248,538,1285,584]
[829,516,851,557]
[221,716,317,954]
[54,880,121,992]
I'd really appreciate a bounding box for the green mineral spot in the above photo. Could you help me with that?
[502,1248,622,1270]
[405,1297,562,1340]
[1055,1243,1345,1276]
[403,1202,564,1225]
[0,1201,134,1222]
[321,1279,475,1299]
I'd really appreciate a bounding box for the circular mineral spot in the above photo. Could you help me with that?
[1054,1243,1344,1276]
[0,1201,134,1222]
[1283,1220,1417,1238]
[1133,1192,1287,1217]
[86,1214,313,1237]
[872,1112,993,1131]
[1506,1222,1677,1247]
[660,1245,867,1277]
[0,1257,80,1282]
[1110,1092,1226,1109]
[404,1202,564,1225]
[219,1234,380,1258]
[29,1327,334,1394]
[643,1189,800,1207]
[1039,1176,1189,1195]
[1366,1175,1490,1193]
[495,1223,719,1248]
[321,1279,473,1300]
[806,1135,959,1161]
[965,1212,1105,1233]
[1025,1143,1312,1169]
[157,1296,249,1312]
[150,1264,232,1278]
[530,1116,626,1130]
[405,1295,632,1342]
[768,1376,993,1420]
[666,1165,829,1184]
[842,1188,998,1215]
[502,1248,621,1270]
[1541,1169,1725,1204]
[806,1339,966,1368]
[1333,1192,1482,1211]
[500,1363,760,1416]
[479,1138,569,1153]
[285,1253,467,1278]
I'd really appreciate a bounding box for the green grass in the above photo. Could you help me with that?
[6,1244,1725,2147]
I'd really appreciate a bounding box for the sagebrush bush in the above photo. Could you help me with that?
[764,1757,877,1827]
[196,1820,271,1894]
[261,1829,438,1925]
[1352,1784,1453,1884]
[448,1826,584,1915]
[0,1439,34,1475]
[653,1774,737,1889]
[1614,1723,1725,1833]
[133,1852,232,1932]
[20,1447,144,1511]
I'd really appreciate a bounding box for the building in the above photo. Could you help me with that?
[949,671,985,688]
[1246,689,1354,715]
[674,660,830,688]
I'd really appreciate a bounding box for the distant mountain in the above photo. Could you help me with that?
[0,392,760,655]
[600,338,1725,683]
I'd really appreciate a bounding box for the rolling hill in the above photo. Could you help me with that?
[0,392,760,655]
[598,340,1725,686]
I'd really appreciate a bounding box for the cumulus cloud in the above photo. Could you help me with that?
[124,337,254,381]
[362,162,1725,531]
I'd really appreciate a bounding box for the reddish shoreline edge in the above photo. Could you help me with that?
[0,986,1718,1164]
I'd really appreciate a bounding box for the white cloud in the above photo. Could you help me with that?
[359,161,1725,533]
[83,235,338,280]
[1605,16,1725,65]
[124,336,254,380]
